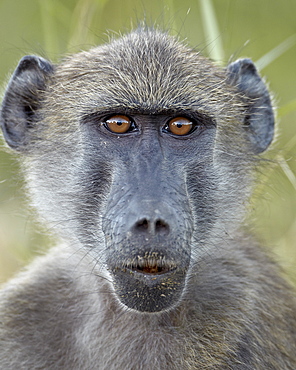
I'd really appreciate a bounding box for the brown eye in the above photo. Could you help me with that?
[167,117,193,136]
[105,115,132,134]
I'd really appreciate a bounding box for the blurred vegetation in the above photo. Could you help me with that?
[0,0,295,284]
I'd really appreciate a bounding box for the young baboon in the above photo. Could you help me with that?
[0,28,295,369]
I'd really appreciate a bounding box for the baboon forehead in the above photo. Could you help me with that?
[51,29,241,117]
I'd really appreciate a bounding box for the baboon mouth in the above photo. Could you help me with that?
[122,256,177,276]
[108,253,188,312]
[133,265,172,275]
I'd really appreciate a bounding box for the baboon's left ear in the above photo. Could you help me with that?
[0,56,54,151]
[226,58,274,153]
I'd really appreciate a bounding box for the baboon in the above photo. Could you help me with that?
[0,28,295,369]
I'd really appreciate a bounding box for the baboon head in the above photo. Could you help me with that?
[0,29,274,312]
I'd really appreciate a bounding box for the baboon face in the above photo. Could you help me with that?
[0,29,274,312]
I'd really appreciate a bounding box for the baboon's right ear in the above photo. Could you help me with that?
[0,56,54,151]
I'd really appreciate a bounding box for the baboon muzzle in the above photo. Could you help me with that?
[104,197,192,312]
[103,156,193,312]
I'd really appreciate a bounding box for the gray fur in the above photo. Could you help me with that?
[0,28,295,369]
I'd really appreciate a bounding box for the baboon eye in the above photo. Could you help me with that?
[165,117,193,136]
[105,115,133,134]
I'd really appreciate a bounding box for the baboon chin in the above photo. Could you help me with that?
[0,28,295,369]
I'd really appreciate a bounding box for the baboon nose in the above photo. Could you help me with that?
[134,218,170,236]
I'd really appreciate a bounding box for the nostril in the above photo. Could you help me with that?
[135,218,149,231]
[155,219,170,234]
[134,218,170,235]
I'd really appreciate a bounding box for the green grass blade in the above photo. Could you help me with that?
[199,0,224,63]
[278,155,296,192]
[256,34,296,71]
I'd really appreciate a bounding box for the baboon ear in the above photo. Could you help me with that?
[226,58,274,153]
[0,56,54,151]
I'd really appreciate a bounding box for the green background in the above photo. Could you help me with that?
[0,0,295,284]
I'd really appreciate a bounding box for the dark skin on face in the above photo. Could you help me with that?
[81,111,216,312]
